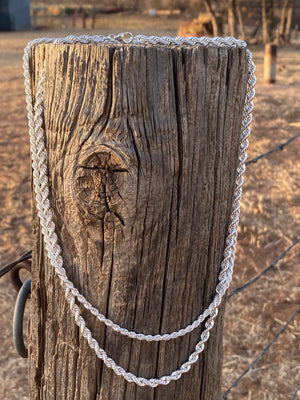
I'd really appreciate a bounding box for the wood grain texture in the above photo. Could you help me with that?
[28,42,248,400]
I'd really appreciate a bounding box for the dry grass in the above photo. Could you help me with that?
[0,19,299,399]
[223,46,300,400]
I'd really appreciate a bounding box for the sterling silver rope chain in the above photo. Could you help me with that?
[24,33,256,387]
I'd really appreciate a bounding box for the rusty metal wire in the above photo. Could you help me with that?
[0,250,32,278]
[290,384,300,400]
[227,237,300,300]
[246,133,300,165]
[222,306,300,399]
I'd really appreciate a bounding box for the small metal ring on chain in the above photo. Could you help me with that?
[23,33,256,387]
[116,32,134,43]
[13,278,31,358]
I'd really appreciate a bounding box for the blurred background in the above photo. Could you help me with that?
[1,0,300,44]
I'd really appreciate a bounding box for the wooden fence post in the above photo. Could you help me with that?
[27,39,248,399]
[264,43,277,84]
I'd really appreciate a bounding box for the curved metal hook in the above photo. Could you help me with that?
[13,278,31,358]
[0,250,32,278]
[10,260,31,292]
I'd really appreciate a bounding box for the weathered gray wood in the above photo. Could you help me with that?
[29,42,248,399]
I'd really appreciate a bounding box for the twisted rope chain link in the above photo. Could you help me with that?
[24,33,255,387]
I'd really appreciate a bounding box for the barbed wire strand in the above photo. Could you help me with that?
[246,132,300,165]
[290,384,300,400]
[0,250,32,278]
[227,237,300,300]
[222,306,300,399]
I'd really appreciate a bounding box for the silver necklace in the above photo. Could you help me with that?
[24,33,255,387]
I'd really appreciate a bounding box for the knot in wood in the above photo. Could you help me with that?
[75,151,128,224]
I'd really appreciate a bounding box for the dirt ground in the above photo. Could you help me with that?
[0,19,299,400]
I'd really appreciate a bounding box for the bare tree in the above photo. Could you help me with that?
[182,0,295,44]
[203,0,220,36]
[262,0,270,43]
[236,0,245,40]
[228,0,236,37]
[278,0,295,42]
[223,0,244,40]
